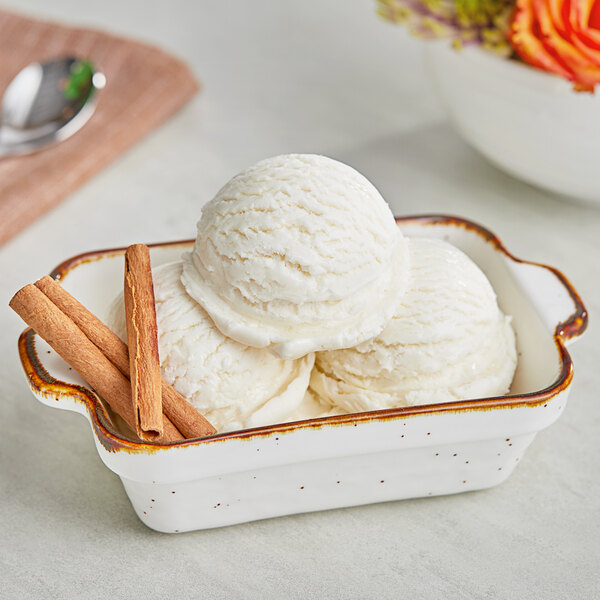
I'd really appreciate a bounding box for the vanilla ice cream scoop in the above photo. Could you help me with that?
[109,261,314,433]
[310,238,517,412]
[181,154,409,359]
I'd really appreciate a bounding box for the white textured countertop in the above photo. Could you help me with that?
[1,2,598,598]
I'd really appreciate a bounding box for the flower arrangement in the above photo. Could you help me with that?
[377,0,600,91]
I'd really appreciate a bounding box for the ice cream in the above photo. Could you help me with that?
[181,154,409,360]
[109,261,314,432]
[107,153,518,433]
[286,391,343,422]
[309,238,517,412]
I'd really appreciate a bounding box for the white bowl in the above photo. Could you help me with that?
[17,216,587,533]
[426,44,600,205]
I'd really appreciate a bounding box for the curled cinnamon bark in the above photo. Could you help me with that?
[10,284,182,443]
[123,244,164,440]
[34,275,216,438]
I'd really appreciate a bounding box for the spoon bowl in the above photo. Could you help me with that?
[0,57,105,158]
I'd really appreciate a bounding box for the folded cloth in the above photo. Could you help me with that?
[0,10,200,246]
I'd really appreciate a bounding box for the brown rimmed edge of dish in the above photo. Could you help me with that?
[16,214,588,454]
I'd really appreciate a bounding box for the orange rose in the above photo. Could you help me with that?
[510,0,600,90]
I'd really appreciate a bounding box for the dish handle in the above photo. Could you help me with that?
[507,260,587,345]
[17,328,101,419]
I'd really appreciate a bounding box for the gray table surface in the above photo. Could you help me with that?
[1,1,598,598]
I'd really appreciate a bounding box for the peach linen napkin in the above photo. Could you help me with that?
[0,10,200,246]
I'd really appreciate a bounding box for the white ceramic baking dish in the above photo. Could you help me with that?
[17,215,587,533]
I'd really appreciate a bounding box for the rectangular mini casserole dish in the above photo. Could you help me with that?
[17,215,587,533]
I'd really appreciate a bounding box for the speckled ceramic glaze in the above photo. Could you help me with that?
[18,216,587,533]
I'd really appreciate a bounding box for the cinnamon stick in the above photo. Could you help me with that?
[34,275,216,438]
[123,244,164,440]
[9,284,182,443]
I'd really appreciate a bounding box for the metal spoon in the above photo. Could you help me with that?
[0,57,106,158]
